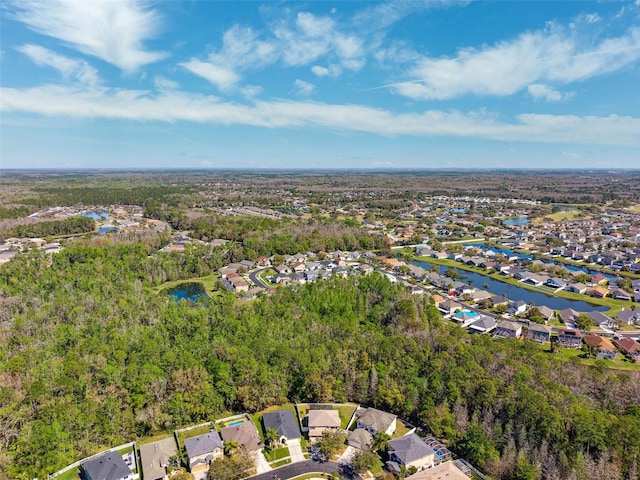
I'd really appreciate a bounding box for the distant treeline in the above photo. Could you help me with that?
[24,186,194,208]
[6,216,95,238]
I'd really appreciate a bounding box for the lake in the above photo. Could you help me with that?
[503,218,529,226]
[82,211,109,220]
[414,261,608,312]
[98,226,120,234]
[165,282,208,302]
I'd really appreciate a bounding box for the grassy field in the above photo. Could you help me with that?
[532,209,587,224]
[153,274,221,295]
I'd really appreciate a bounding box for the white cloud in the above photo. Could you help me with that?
[181,25,277,91]
[239,85,263,98]
[292,79,315,96]
[154,76,179,90]
[180,59,239,92]
[311,64,342,77]
[274,12,365,71]
[527,84,574,102]
[392,25,640,100]
[2,84,639,147]
[9,0,166,71]
[17,44,99,85]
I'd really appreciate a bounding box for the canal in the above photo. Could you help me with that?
[414,261,608,312]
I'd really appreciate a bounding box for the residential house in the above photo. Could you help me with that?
[275,265,292,274]
[616,309,640,326]
[438,299,464,316]
[220,421,262,453]
[558,308,579,325]
[615,337,640,362]
[469,290,492,302]
[80,452,133,480]
[522,274,548,286]
[308,409,341,440]
[184,431,224,474]
[262,410,301,444]
[388,434,436,471]
[565,283,588,294]
[356,408,397,436]
[610,288,632,301]
[587,311,615,329]
[347,428,374,450]
[537,305,556,323]
[255,256,271,267]
[404,462,470,480]
[493,320,523,339]
[487,295,509,308]
[508,300,528,315]
[557,329,583,349]
[526,323,552,343]
[467,316,498,335]
[583,334,618,359]
[451,310,479,327]
[139,437,178,480]
[545,277,567,289]
[586,286,610,298]
[590,273,608,285]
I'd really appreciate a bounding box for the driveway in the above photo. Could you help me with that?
[254,451,272,474]
[287,439,306,463]
[338,446,356,463]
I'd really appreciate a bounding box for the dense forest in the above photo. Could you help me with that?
[4,216,95,239]
[1,239,639,480]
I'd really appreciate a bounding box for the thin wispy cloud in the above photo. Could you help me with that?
[2,84,639,147]
[9,0,166,71]
[390,24,640,100]
[292,79,315,96]
[17,44,100,85]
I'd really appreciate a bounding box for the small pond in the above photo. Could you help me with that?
[503,218,529,226]
[166,282,208,302]
[98,226,120,234]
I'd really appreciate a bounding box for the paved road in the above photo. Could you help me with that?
[248,267,272,289]
[250,460,340,480]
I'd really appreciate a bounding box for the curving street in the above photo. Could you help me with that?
[250,460,340,480]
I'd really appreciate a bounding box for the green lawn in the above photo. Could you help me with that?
[138,433,174,445]
[265,446,290,462]
[52,468,80,480]
[392,421,412,438]
[272,458,293,468]
[288,474,330,480]
[177,424,214,445]
[532,209,587,224]
[336,404,358,429]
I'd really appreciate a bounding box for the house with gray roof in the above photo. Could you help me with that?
[81,452,133,480]
[262,410,301,444]
[347,428,374,450]
[184,430,224,475]
[356,408,397,436]
[388,434,436,470]
[139,437,177,480]
[467,315,497,334]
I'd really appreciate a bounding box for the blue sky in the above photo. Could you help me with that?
[1,0,639,169]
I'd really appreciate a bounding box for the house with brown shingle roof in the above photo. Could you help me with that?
[583,334,617,359]
[615,337,640,362]
[308,409,341,440]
